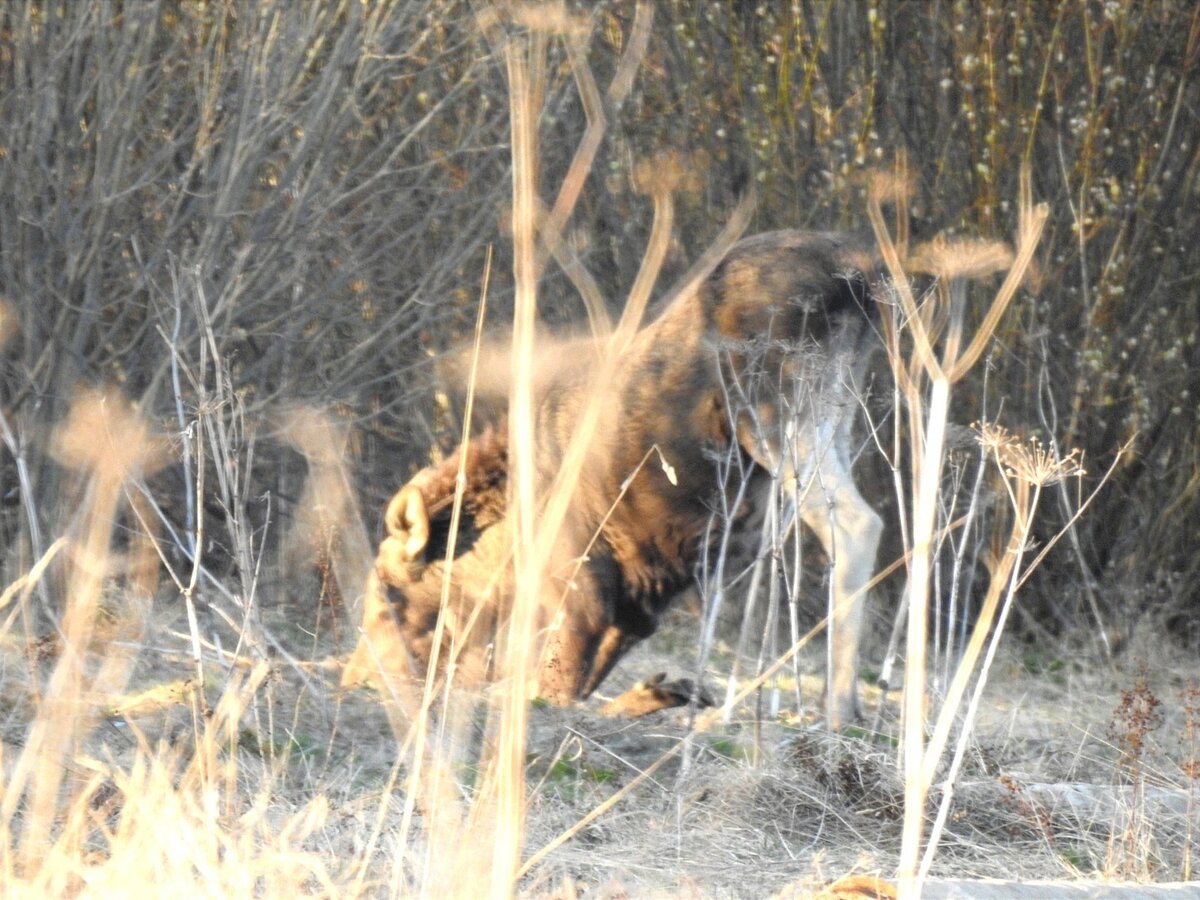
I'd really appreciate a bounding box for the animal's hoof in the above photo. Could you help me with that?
[599,672,715,717]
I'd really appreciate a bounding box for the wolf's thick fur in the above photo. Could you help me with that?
[345,230,885,727]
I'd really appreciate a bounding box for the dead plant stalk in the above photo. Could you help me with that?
[869,164,1049,898]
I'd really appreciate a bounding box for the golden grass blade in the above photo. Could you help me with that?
[490,34,543,896]
[613,163,675,351]
[949,169,1049,381]
[0,538,66,613]
[866,193,942,381]
[653,185,756,315]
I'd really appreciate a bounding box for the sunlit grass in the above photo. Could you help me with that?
[1,1,1197,896]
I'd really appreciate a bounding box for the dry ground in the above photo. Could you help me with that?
[2,592,1195,897]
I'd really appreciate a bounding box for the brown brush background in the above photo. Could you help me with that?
[3,1,1195,641]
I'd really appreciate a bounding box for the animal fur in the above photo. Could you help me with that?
[344,230,886,727]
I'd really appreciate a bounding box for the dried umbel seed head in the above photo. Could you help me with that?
[975,422,1086,486]
[911,236,1013,282]
[632,150,703,197]
[51,386,166,483]
[279,407,349,466]
[865,167,915,207]
[482,1,590,37]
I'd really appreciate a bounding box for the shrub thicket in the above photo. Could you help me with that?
[1,0,1197,637]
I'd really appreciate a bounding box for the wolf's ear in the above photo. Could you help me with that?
[384,484,429,561]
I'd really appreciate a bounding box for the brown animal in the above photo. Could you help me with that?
[344,230,885,728]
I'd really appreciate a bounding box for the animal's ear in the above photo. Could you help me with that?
[384,484,429,561]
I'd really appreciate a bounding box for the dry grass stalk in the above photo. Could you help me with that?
[485,31,543,896]
[417,9,724,892]
[280,409,375,629]
[2,388,161,877]
[868,166,1053,897]
[0,538,66,614]
[335,9,665,893]
[867,170,1122,889]
[916,423,1097,883]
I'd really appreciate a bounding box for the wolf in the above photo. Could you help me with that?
[344,230,885,728]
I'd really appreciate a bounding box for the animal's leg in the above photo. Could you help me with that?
[797,450,882,730]
[582,625,638,696]
[540,571,624,705]
[539,600,651,704]
[737,411,881,728]
[536,605,603,704]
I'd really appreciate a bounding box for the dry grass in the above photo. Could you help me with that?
[2,2,1198,897]
[2,561,1198,896]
